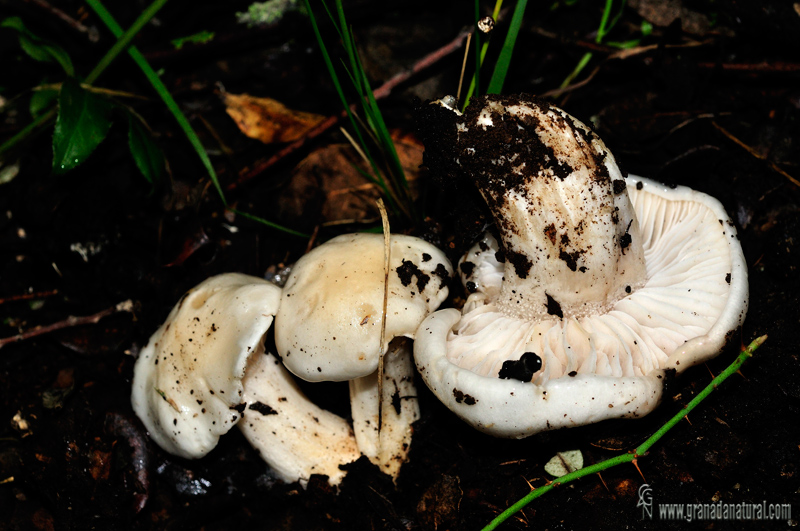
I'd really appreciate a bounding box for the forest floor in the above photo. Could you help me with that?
[1,0,799,529]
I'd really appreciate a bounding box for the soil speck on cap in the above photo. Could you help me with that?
[459,261,475,277]
[452,389,477,405]
[396,259,431,291]
[248,402,278,416]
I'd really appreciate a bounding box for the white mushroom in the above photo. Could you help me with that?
[131,273,361,487]
[414,94,748,437]
[275,233,453,478]
[131,273,281,458]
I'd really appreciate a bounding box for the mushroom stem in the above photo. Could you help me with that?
[350,337,420,480]
[239,349,361,487]
[447,95,648,319]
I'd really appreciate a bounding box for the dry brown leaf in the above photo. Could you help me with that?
[277,131,424,228]
[223,93,326,144]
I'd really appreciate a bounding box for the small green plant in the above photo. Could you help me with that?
[0,10,167,184]
[481,335,767,530]
[237,0,305,26]
[302,0,417,224]
[558,0,642,89]
[461,0,529,110]
[171,30,216,49]
[1,0,303,236]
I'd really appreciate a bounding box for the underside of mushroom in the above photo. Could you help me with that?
[414,94,748,437]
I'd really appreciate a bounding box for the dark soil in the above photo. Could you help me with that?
[1,1,799,530]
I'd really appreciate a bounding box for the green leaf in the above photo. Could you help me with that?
[170,30,215,50]
[127,114,165,184]
[1,17,74,75]
[30,87,59,118]
[52,78,113,174]
[544,450,584,477]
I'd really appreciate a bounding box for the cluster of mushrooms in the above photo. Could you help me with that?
[132,94,749,486]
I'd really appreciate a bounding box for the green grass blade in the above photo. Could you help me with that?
[318,0,345,42]
[351,46,413,216]
[334,1,359,81]
[595,0,614,42]
[463,0,504,110]
[0,107,56,158]
[84,0,227,204]
[231,208,310,238]
[84,0,169,84]
[486,0,529,94]
[472,0,481,99]
[302,0,400,216]
[559,51,592,89]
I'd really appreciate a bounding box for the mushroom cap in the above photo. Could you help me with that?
[416,309,666,436]
[414,176,748,437]
[275,233,452,382]
[131,273,281,458]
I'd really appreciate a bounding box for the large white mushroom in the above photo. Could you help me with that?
[274,233,453,478]
[414,94,748,437]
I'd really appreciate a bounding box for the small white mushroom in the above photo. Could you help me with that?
[131,273,360,487]
[275,233,453,478]
[131,273,281,458]
[414,95,748,437]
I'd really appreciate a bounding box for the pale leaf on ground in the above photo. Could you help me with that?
[223,93,325,144]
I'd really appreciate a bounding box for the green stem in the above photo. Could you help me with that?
[231,209,310,238]
[463,0,503,110]
[85,0,226,204]
[481,335,767,531]
[472,0,481,99]
[0,107,56,157]
[84,0,169,84]
[558,0,617,91]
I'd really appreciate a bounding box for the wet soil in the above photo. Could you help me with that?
[1,1,799,529]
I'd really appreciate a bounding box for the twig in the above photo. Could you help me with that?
[482,335,768,531]
[25,0,100,42]
[227,28,471,192]
[711,121,800,188]
[697,61,800,74]
[0,300,134,349]
[0,289,59,306]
